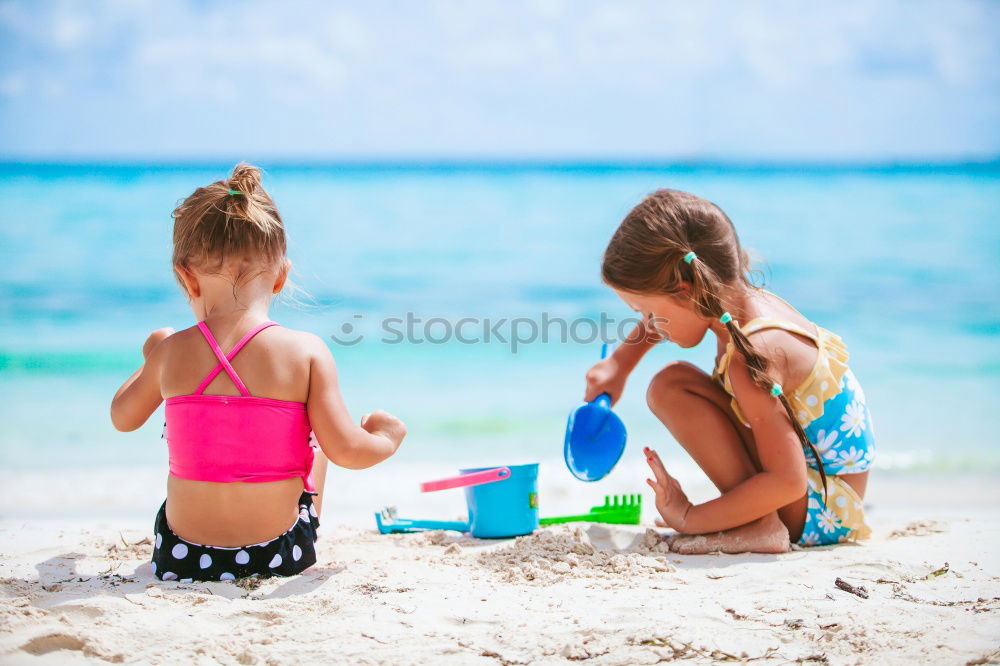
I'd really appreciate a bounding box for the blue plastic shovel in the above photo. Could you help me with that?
[563,344,628,481]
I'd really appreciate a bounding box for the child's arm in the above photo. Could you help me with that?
[584,321,660,404]
[647,353,808,534]
[304,335,405,470]
[110,328,174,432]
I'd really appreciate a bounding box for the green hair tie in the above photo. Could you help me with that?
[770,383,783,397]
[683,251,697,264]
[719,312,733,325]
[228,189,242,196]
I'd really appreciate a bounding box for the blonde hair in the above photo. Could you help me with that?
[171,163,286,288]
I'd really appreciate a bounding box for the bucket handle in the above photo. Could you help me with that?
[420,467,512,493]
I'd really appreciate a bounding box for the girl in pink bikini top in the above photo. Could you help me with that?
[110,163,407,583]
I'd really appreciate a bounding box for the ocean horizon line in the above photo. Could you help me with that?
[1,156,999,175]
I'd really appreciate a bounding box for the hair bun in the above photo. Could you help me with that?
[228,163,263,197]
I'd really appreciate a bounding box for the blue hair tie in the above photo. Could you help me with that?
[719,312,733,325]
[770,383,783,397]
[683,251,697,264]
[228,189,242,196]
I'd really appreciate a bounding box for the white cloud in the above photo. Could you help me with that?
[0,0,996,159]
[50,13,89,48]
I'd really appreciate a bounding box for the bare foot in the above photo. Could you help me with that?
[667,513,790,555]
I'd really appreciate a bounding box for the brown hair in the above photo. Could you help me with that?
[171,163,287,288]
[602,189,828,501]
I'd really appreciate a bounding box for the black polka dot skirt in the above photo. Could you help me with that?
[151,491,319,582]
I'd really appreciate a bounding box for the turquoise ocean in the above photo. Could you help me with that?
[2,162,999,487]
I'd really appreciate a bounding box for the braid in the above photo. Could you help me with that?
[689,257,829,505]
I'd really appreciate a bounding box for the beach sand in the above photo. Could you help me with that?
[1,471,998,665]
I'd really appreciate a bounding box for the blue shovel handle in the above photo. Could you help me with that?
[594,343,611,408]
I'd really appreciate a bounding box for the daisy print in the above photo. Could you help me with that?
[817,509,839,534]
[801,531,821,546]
[840,399,867,438]
[815,429,839,457]
[832,446,866,471]
[843,369,866,404]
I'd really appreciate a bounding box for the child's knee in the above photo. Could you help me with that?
[646,361,703,411]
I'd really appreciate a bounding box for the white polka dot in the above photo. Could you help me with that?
[219,572,235,581]
[820,381,828,391]
[292,545,302,562]
[171,543,188,559]
[199,554,212,569]
[299,509,309,522]
[151,562,157,574]
[180,578,193,583]
[806,395,818,407]
[268,553,282,568]
[235,550,250,565]
[155,533,162,549]
[798,410,808,422]
[836,496,847,508]
[309,504,318,518]
[162,571,177,581]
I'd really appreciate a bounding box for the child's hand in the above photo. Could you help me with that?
[142,327,175,360]
[584,355,627,405]
[361,410,407,451]
[644,446,693,531]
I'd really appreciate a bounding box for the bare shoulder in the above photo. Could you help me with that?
[744,328,817,392]
[270,327,332,361]
[165,324,200,344]
[156,325,200,361]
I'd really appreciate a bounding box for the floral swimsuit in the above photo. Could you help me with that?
[714,301,875,547]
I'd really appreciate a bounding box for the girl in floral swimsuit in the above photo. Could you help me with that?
[585,189,875,553]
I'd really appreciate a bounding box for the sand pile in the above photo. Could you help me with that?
[478,525,674,583]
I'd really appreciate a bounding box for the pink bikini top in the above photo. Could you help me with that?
[164,321,315,492]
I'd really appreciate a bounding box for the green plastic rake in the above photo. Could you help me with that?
[539,494,642,526]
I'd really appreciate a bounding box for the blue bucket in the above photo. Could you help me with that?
[460,463,539,538]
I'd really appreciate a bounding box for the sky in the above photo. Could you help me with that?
[0,0,998,162]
